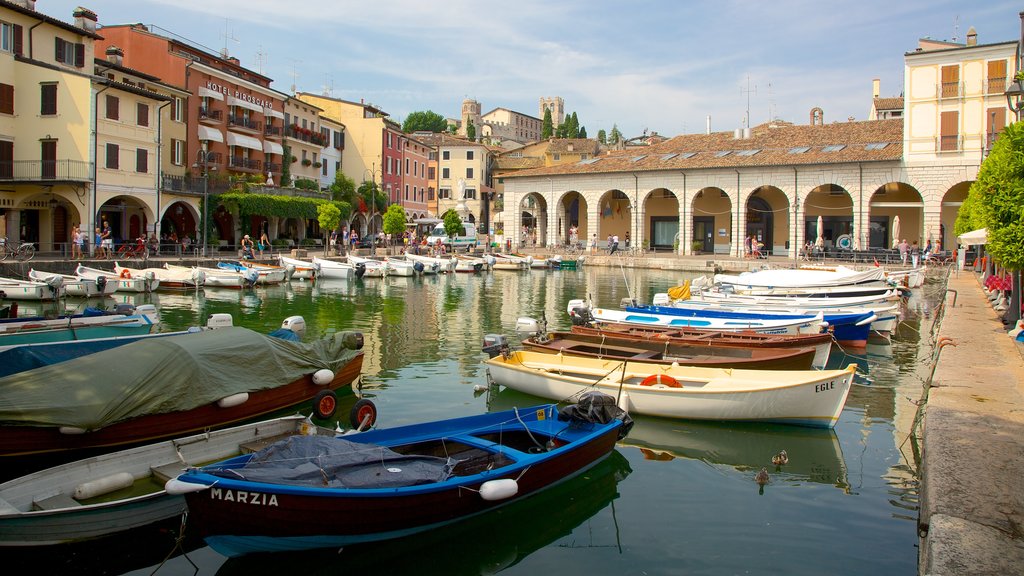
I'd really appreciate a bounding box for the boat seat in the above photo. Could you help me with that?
[0,496,19,514]
[151,462,188,484]
[630,350,660,360]
[239,432,297,454]
[32,492,81,511]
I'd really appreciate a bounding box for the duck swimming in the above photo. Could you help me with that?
[772,450,789,466]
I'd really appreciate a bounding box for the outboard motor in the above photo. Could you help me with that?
[472,262,483,273]
[95,275,107,292]
[515,316,549,343]
[569,305,595,327]
[354,262,367,278]
[243,269,259,287]
[482,334,510,358]
[486,255,497,267]
[192,268,207,287]
[280,315,307,339]
[413,261,425,274]
[430,263,440,274]
[114,303,136,315]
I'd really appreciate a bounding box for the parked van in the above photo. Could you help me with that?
[426,222,477,250]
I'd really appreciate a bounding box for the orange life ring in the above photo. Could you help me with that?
[119,269,131,279]
[640,373,682,388]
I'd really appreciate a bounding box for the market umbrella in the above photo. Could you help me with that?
[891,215,901,248]
[266,171,274,186]
[815,215,824,249]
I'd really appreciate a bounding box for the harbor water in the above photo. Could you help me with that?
[4,264,940,575]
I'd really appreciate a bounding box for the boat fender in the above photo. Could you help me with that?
[217,393,250,408]
[73,472,134,500]
[413,261,424,273]
[479,478,518,501]
[312,369,335,385]
[640,374,682,388]
[120,269,132,279]
[59,426,88,435]
[164,478,211,495]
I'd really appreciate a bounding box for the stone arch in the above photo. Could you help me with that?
[867,182,924,248]
[745,186,789,255]
[804,184,853,250]
[939,181,971,251]
[555,191,587,246]
[643,187,679,250]
[519,192,547,248]
[597,189,632,244]
[97,196,151,246]
[691,186,731,254]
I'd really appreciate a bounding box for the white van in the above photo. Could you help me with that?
[426,222,477,250]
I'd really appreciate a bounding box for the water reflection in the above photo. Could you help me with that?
[213,450,632,576]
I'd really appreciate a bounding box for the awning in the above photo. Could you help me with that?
[263,140,283,155]
[957,228,988,246]
[197,125,224,143]
[264,108,284,120]
[226,131,263,151]
[228,96,263,113]
[198,86,224,101]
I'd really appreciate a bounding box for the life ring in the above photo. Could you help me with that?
[640,374,682,388]
[349,398,378,430]
[311,389,338,420]
[119,269,131,279]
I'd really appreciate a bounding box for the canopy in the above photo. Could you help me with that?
[197,86,224,101]
[197,125,224,143]
[0,327,362,429]
[263,140,284,155]
[227,96,264,113]
[264,107,285,120]
[957,228,988,246]
[226,131,263,151]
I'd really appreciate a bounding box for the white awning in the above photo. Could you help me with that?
[228,96,263,113]
[226,131,263,151]
[263,140,283,155]
[264,108,284,120]
[197,125,224,143]
[198,86,224,101]
[957,228,988,246]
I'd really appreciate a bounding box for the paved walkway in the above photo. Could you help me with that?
[920,271,1024,575]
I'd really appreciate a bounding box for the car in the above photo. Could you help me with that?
[357,234,385,249]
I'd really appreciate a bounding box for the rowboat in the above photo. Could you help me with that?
[404,252,457,273]
[27,269,117,298]
[715,266,886,288]
[382,257,419,276]
[164,264,254,289]
[346,254,389,277]
[453,254,491,273]
[277,255,317,280]
[75,265,159,293]
[517,330,817,370]
[166,393,631,557]
[0,276,64,301]
[684,287,901,308]
[0,326,365,457]
[491,253,531,271]
[238,260,295,282]
[570,324,834,369]
[312,257,355,279]
[485,350,857,428]
[0,415,334,546]
[0,304,160,348]
[568,300,827,336]
[113,262,204,289]
[217,262,287,284]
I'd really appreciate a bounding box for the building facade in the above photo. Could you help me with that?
[401,135,431,220]
[318,115,345,191]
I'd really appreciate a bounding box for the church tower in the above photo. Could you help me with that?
[460,98,482,136]
[539,96,564,128]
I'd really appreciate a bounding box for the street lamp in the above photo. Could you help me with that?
[363,163,382,240]
[192,149,214,258]
[1005,78,1024,119]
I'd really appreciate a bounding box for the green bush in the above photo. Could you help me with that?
[300,238,318,247]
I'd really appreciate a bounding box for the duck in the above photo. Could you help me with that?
[771,450,789,466]
[755,467,770,486]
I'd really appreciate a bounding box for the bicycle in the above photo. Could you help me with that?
[116,240,148,261]
[0,237,35,261]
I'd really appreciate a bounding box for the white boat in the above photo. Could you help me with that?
[453,254,492,273]
[218,262,288,285]
[164,264,252,289]
[404,252,457,273]
[886,267,926,288]
[715,266,886,289]
[382,257,418,276]
[0,304,160,349]
[312,257,355,280]
[485,350,857,428]
[28,269,117,298]
[0,415,329,546]
[0,276,65,301]
[75,265,159,293]
[114,262,204,290]
[277,255,317,280]
[346,255,389,278]
[493,253,534,270]
[569,301,827,336]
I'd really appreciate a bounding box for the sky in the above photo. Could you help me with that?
[41,0,1023,139]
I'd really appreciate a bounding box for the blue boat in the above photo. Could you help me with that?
[0,305,159,349]
[166,392,632,558]
[627,304,875,348]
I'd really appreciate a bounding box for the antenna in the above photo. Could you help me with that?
[740,75,757,128]
[254,44,267,75]
[322,72,334,97]
[767,81,776,123]
[220,18,239,59]
[288,58,302,95]
[952,15,959,43]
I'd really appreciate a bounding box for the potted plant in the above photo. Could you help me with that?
[312,161,322,168]
[691,240,704,254]
[302,159,312,167]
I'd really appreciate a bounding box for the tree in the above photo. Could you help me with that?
[402,110,448,133]
[967,120,1024,270]
[328,171,356,203]
[597,129,607,144]
[382,204,407,254]
[609,124,622,144]
[542,108,553,139]
[317,202,342,255]
[280,144,293,187]
[579,126,588,139]
[442,209,465,239]
[568,112,579,138]
[466,119,476,142]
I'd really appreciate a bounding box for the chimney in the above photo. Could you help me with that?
[105,45,123,66]
[228,57,240,66]
[872,79,880,98]
[12,1,36,10]
[966,26,977,46]
[73,7,98,33]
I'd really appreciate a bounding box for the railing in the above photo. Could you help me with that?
[939,81,961,99]
[228,115,262,131]
[198,107,223,122]
[160,174,232,195]
[0,159,92,181]
[229,157,263,171]
[265,162,281,172]
[264,125,281,137]
[938,134,961,152]
[285,125,327,146]
[987,76,1008,94]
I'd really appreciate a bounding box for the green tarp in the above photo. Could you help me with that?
[0,327,362,429]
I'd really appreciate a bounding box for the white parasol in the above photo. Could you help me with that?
[266,171,274,186]
[815,215,824,249]
[891,215,900,248]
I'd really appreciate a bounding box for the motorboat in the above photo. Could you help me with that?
[311,257,356,280]
[277,255,317,280]
[0,276,64,301]
[28,269,117,298]
[75,265,159,293]
[114,262,204,290]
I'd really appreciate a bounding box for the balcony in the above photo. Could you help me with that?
[229,156,263,172]
[264,125,282,138]
[938,134,962,152]
[939,81,961,99]
[160,174,231,195]
[265,161,282,172]
[987,76,1008,95]
[198,107,223,124]
[285,125,327,146]
[197,152,223,170]
[228,115,262,133]
[0,159,92,183]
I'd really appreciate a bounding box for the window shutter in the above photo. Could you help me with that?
[74,43,85,68]
[137,103,149,127]
[0,84,13,115]
[106,143,119,169]
[54,37,64,62]
[136,148,148,173]
[106,95,118,120]
[0,140,12,179]
[40,84,57,115]
[12,25,23,56]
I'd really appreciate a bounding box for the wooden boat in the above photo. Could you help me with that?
[28,269,117,298]
[491,253,531,271]
[0,276,64,301]
[0,304,159,348]
[567,300,826,336]
[75,265,159,293]
[715,266,886,289]
[166,393,630,557]
[312,257,355,279]
[114,262,204,290]
[217,262,287,284]
[518,331,816,370]
[570,324,834,369]
[346,255,389,278]
[163,264,253,289]
[0,415,334,546]
[404,252,456,273]
[485,350,857,428]
[277,255,317,280]
[0,326,365,457]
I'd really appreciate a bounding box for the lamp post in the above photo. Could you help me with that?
[363,163,382,241]
[1006,12,1024,119]
[192,149,212,258]
[793,194,800,265]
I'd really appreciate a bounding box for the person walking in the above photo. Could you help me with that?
[910,241,920,268]
[898,239,909,266]
[100,222,113,259]
[624,231,630,249]
[609,234,620,255]
[590,233,597,255]
[71,225,83,260]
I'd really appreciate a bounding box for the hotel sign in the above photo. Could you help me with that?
[205,81,275,110]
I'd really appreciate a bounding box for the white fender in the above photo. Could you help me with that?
[164,478,212,495]
[217,392,249,408]
[59,426,88,435]
[479,478,518,501]
[312,369,335,385]
[73,472,134,500]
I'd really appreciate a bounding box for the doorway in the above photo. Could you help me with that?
[693,216,714,253]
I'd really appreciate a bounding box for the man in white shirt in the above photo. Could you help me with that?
[610,234,620,255]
